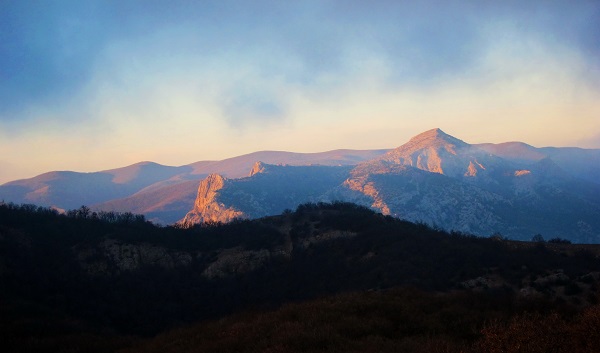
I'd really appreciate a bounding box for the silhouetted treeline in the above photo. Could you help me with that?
[0,202,148,225]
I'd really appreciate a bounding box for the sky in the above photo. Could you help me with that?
[1,0,599,184]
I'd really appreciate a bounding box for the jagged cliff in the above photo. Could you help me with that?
[178,174,245,227]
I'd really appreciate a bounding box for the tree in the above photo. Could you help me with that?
[76,205,91,219]
[531,234,545,242]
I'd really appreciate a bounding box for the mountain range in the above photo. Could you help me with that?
[2,128,599,242]
[0,149,387,224]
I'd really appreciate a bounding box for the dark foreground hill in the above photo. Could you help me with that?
[1,202,599,352]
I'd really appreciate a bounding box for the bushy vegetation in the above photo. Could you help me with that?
[126,289,600,353]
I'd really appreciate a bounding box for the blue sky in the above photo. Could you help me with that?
[1,0,599,183]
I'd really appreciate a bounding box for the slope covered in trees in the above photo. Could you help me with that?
[1,201,599,352]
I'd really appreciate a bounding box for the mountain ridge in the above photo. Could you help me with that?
[176,129,600,242]
[0,149,388,222]
[1,129,599,239]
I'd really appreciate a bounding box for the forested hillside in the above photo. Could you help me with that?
[1,201,599,352]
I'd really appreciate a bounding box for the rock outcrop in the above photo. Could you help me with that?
[248,161,267,177]
[202,247,272,279]
[76,239,194,275]
[178,174,245,227]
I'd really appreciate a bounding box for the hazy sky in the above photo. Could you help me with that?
[1,0,599,183]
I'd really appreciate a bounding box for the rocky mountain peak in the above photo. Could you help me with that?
[412,127,450,140]
[396,128,470,155]
[203,174,226,190]
[374,128,476,176]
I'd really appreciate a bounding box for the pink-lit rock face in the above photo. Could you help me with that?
[374,128,501,179]
[379,128,463,175]
[249,161,267,177]
[465,162,478,177]
[514,170,532,177]
[179,174,245,227]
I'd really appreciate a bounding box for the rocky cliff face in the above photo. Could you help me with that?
[341,161,509,236]
[179,174,246,227]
